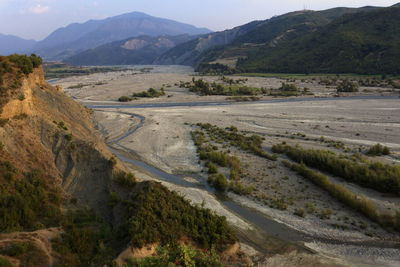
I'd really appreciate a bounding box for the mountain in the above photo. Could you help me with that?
[153,20,262,66]
[236,6,400,74]
[156,6,380,69]
[64,34,196,65]
[0,33,37,55]
[32,12,211,61]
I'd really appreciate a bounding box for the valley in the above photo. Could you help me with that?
[2,1,400,266]
[53,67,400,266]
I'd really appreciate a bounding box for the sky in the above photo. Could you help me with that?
[0,0,399,41]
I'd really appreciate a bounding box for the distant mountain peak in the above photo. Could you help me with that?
[32,12,211,61]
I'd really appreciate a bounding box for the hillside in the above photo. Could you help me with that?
[0,55,239,266]
[0,34,37,55]
[32,12,211,61]
[156,6,378,68]
[236,6,400,74]
[64,35,195,66]
[154,20,262,66]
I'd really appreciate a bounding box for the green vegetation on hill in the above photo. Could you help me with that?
[126,181,236,250]
[237,7,400,74]
[0,54,42,76]
[0,161,61,232]
[49,174,237,266]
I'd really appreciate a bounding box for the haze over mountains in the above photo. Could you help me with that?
[0,34,37,55]
[1,3,400,74]
[0,12,210,61]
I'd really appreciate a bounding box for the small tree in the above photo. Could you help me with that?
[337,80,359,92]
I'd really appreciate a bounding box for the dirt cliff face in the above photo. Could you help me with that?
[0,66,120,218]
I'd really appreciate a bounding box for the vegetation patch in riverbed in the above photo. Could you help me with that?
[272,144,400,196]
[118,88,165,102]
[282,160,400,232]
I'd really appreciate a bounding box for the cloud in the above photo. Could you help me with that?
[29,4,50,14]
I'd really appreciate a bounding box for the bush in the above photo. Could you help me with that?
[206,162,218,174]
[208,173,228,192]
[367,143,390,156]
[279,82,298,91]
[118,96,131,102]
[114,171,136,187]
[337,80,359,92]
[0,119,9,127]
[229,181,254,195]
[294,208,306,217]
[132,88,165,98]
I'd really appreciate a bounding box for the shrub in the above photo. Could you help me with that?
[294,208,306,217]
[367,143,390,156]
[337,80,359,92]
[132,88,165,98]
[229,181,254,195]
[9,55,32,74]
[279,82,298,91]
[0,119,7,127]
[64,133,72,141]
[118,96,131,102]
[206,162,218,174]
[208,173,228,192]
[114,171,136,187]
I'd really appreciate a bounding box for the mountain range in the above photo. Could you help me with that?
[63,34,197,65]
[0,34,37,55]
[0,12,211,61]
[2,3,400,74]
